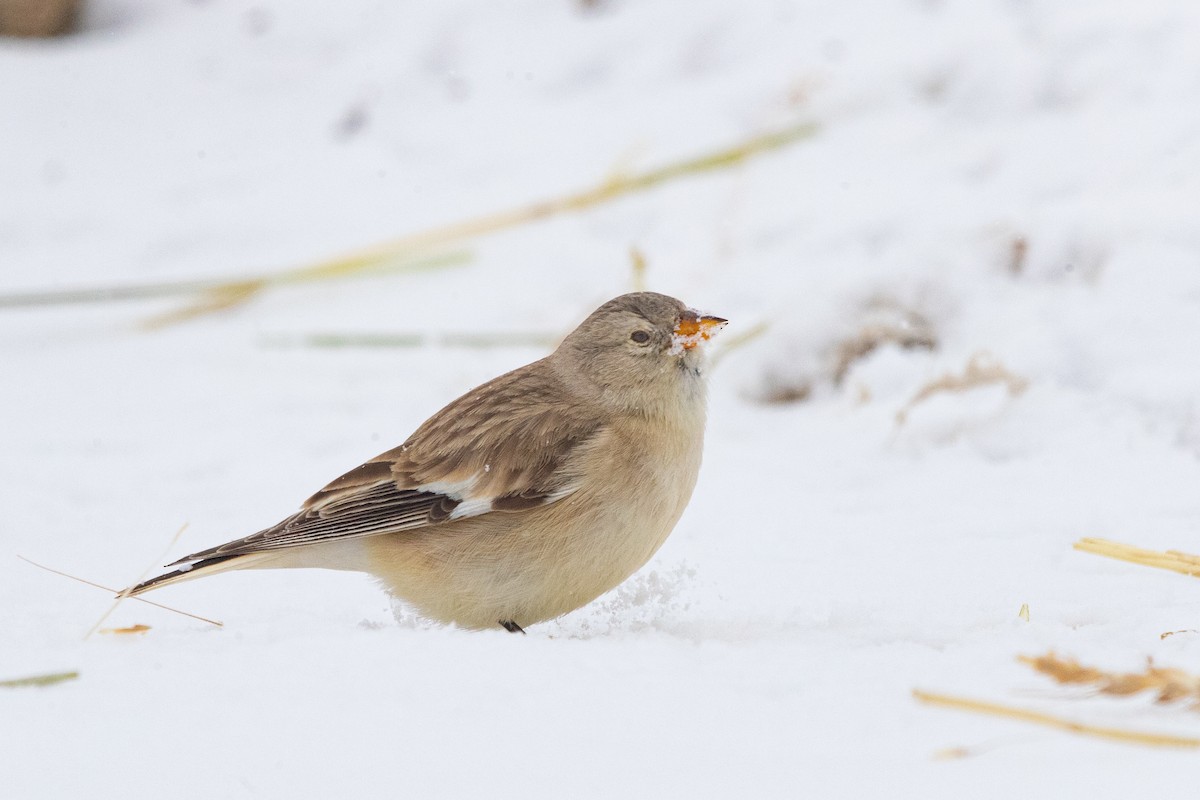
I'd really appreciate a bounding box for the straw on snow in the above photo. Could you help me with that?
[1074,537,1200,578]
[0,671,80,689]
[17,555,222,628]
[1020,652,1200,708]
[913,689,1200,749]
[0,124,817,325]
[895,352,1028,424]
[143,123,817,327]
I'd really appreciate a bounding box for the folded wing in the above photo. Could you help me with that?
[164,358,604,567]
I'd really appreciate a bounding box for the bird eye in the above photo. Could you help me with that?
[630,330,651,344]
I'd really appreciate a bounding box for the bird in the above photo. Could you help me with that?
[123,292,727,632]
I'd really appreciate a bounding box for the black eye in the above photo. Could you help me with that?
[630,330,651,344]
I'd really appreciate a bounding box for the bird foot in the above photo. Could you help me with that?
[499,620,526,634]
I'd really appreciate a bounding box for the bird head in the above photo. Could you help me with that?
[554,292,727,413]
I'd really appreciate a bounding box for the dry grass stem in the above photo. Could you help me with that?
[141,281,263,330]
[2,126,815,325]
[913,689,1200,749]
[1074,538,1200,578]
[143,122,816,326]
[896,353,1028,424]
[99,624,152,635]
[261,331,561,350]
[139,250,471,329]
[17,555,223,628]
[629,247,648,292]
[0,671,80,689]
[0,276,242,308]
[86,523,190,638]
[1020,653,1200,707]
[931,746,974,760]
[931,741,1014,760]
[0,250,469,314]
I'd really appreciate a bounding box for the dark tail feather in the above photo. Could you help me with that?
[120,553,264,597]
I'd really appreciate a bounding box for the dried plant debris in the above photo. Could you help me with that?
[17,554,223,628]
[830,302,937,386]
[754,371,814,405]
[272,247,655,353]
[913,689,1200,749]
[140,251,471,330]
[1074,538,1200,578]
[1007,235,1029,276]
[931,746,974,760]
[0,250,470,316]
[0,671,79,689]
[262,331,560,350]
[0,123,818,325]
[1020,653,1200,709]
[99,624,152,635]
[752,295,938,405]
[149,121,816,326]
[629,246,648,292]
[988,228,1108,283]
[895,352,1028,424]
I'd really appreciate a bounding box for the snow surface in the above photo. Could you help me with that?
[4,0,1200,797]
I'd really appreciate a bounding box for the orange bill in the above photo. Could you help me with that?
[673,313,728,349]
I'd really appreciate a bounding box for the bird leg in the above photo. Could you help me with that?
[499,620,526,634]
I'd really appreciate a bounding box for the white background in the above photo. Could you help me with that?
[3,1,1200,797]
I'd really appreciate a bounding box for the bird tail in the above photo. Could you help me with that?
[121,552,278,597]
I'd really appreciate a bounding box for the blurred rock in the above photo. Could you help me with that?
[0,0,80,37]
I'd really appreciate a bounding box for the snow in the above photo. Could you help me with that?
[4,0,1200,796]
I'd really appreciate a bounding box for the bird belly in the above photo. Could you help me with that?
[364,421,704,629]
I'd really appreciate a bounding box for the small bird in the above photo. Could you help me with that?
[125,292,726,632]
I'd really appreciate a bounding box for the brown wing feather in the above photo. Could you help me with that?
[168,358,603,565]
[394,357,602,499]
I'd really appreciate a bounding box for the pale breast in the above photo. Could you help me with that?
[364,406,707,629]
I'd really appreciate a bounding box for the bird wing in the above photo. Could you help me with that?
[168,360,603,565]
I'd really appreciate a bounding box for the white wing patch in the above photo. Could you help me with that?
[417,473,495,521]
[543,484,579,504]
[416,474,481,499]
[448,496,496,520]
[418,471,581,520]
